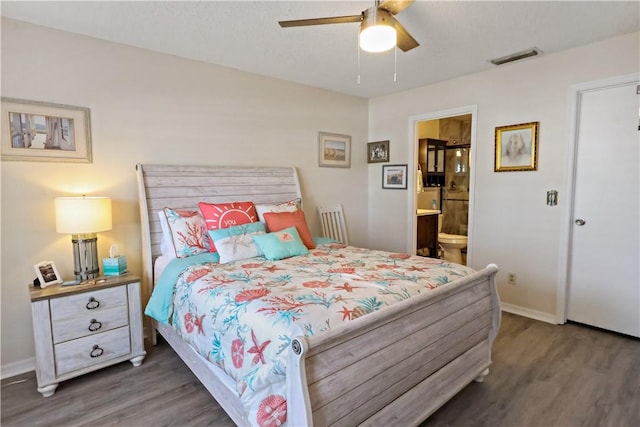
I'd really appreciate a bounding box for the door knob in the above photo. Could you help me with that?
[575,218,586,226]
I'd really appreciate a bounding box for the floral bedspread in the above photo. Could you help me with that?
[146,243,474,426]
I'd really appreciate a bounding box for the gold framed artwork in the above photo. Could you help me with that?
[1,97,92,163]
[367,140,389,163]
[494,121,539,172]
[318,132,351,168]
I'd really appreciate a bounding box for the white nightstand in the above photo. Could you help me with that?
[29,274,146,397]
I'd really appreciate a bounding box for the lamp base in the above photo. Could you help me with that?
[71,233,100,281]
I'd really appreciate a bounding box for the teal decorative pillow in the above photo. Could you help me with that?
[209,222,266,264]
[252,226,309,261]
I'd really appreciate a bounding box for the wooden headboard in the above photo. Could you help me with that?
[135,164,301,300]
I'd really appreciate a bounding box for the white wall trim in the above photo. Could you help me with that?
[501,303,557,325]
[407,118,419,253]
[556,72,640,324]
[1,357,35,380]
[407,105,478,264]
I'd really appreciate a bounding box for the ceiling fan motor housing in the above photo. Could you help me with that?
[360,8,397,52]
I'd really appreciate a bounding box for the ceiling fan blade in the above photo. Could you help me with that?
[378,0,415,15]
[392,17,419,52]
[279,15,362,28]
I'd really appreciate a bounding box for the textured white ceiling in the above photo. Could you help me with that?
[2,1,638,98]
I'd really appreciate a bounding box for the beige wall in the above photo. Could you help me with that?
[368,32,639,318]
[2,17,638,375]
[0,19,368,372]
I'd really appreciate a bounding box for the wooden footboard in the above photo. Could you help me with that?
[287,264,500,426]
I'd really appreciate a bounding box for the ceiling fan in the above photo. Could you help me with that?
[279,0,419,53]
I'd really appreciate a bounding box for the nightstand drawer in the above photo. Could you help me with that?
[52,305,129,343]
[50,286,127,320]
[55,327,131,376]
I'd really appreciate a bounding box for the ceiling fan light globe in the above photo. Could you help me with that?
[359,25,396,53]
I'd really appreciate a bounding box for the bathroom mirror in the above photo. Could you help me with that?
[454,148,468,174]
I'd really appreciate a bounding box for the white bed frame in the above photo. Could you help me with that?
[136,164,501,426]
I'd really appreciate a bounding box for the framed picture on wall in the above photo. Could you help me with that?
[1,97,92,163]
[318,131,351,168]
[494,121,539,172]
[367,140,389,163]
[382,164,408,189]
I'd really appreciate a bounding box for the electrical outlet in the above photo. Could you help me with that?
[508,273,517,285]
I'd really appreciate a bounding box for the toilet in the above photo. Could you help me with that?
[438,214,467,264]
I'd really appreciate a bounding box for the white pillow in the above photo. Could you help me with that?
[158,211,175,258]
[255,199,301,223]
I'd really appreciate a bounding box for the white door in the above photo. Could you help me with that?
[567,79,640,337]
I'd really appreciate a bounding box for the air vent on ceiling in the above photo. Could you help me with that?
[489,48,542,66]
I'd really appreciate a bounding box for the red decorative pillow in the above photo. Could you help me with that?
[198,201,258,251]
[263,210,315,249]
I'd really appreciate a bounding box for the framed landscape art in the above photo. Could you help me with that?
[1,98,92,163]
[318,132,351,168]
[382,164,408,189]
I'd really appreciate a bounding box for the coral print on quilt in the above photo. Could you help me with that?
[146,243,474,426]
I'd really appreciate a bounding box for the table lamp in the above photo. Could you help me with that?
[55,196,112,281]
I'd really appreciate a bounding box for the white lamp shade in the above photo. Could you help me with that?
[359,24,397,53]
[55,196,112,234]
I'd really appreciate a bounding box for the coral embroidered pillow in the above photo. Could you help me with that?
[252,227,309,261]
[209,222,266,264]
[199,201,258,230]
[198,201,258,251]
[255,198,301,223]
[263,210,315,249]
[162,208,212,258]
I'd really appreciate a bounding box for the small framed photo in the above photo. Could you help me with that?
[34,261,63,288]
[367,140,389,163]
[382,164,408,189]
[494,121,539,172]
[318,131,351,168]
[1,97,92,163]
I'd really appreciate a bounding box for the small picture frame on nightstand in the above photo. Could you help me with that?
[34,261,63,288]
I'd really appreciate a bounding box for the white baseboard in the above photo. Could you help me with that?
[501,302,558,324]
[1,357,35,380]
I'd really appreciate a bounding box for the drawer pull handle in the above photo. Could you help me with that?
[90,345,104,358]
[88,319,102,332]
[86,297,100,310]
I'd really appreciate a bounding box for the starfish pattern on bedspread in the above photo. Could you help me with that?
[156,243,474,426]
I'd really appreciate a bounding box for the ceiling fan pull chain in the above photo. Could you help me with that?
[394,46,397,82]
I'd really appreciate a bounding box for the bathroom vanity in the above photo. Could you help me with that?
[416,209,440,258]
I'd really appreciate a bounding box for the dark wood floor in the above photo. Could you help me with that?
[2,313,638,426]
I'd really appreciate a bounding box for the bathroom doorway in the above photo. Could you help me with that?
[408,106,477,266]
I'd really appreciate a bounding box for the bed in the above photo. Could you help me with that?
[136,164,500,426]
